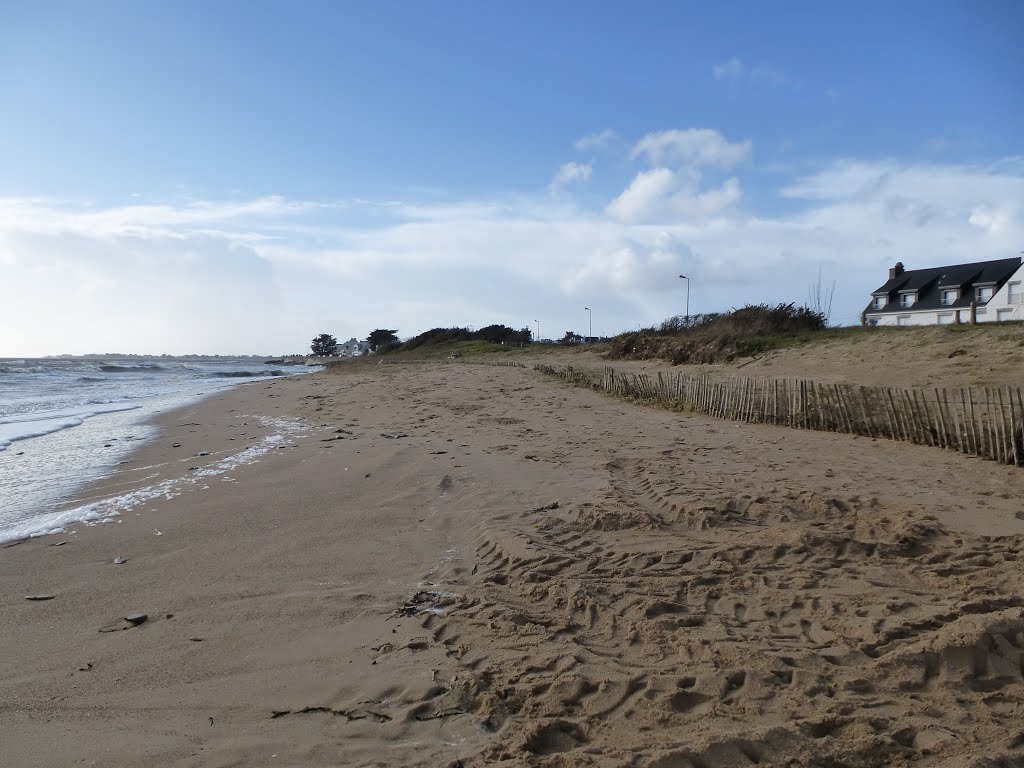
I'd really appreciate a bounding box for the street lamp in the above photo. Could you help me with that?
[584,307,592,342]
[678,275,690,325]
[534,320,540,343]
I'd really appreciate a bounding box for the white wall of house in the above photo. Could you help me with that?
[865,265,1024,326]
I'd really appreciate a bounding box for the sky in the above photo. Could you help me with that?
[1,1,1022,355]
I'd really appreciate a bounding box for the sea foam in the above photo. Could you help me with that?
[0,416,306,544]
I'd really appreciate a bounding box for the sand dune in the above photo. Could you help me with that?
[2,361,1022,766]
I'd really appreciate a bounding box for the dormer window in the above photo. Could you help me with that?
[977,286,994,302]
[900,292,916,308]
[940,289,958,306]
[873,295,886,309]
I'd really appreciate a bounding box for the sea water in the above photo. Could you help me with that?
[0,357,315,544]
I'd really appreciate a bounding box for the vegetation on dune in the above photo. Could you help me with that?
[397,324,533,353]
[605,303,830,365]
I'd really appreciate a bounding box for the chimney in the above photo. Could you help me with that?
[888,262,905,280]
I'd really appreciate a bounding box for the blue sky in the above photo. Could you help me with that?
[1,1,1022,354]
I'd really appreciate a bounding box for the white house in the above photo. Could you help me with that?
[863,257,1024,326]
[336,338,374,356]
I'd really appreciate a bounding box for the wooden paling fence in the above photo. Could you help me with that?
[534,364,1024,467]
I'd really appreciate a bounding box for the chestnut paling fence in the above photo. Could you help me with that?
[533,364,1024,467]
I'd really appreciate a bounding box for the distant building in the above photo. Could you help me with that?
[337,338,374,356]
[863,257,1024,326]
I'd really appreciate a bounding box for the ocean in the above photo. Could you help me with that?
[0,357,316,544]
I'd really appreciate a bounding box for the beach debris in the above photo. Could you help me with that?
[197,451,210,456]
[190,637,204,642]
[397,590,452,618]
[79,662,93,672]
[380,432,407,439]
[24,594,56,601]
[430,450,448,455]
[50,541,67,547]
[113,556,128,565]
[98,612,148,633]
[172,443,181,448]
[270,706,392,723]
[529,502,560,513]
[153,529,163,536]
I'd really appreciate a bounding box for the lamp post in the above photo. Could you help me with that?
[678,275,690,325]
[584,307,592,342]
[534,320,540,343]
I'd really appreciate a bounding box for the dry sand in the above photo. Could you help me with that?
[2,360,1023,767]
[578,324,1024,391]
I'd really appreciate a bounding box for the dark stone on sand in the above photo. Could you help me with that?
[197,451,210,456]
[24,594,56,601]
[125,612,148,625]
[381,432,407,439]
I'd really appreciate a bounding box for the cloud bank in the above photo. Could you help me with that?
[2,132,1022,355]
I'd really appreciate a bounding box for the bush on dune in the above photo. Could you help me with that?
[606,303,827,364]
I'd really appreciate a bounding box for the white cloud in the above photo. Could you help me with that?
[631,129,752,168]
[1,149,1022,354]
[563,233,694,297]
[969,203,1018,234]
[606,168,678,222]
[712,57,744,83]
[550,162,593,190]
[574,129,618,152]
[607,169,742,223]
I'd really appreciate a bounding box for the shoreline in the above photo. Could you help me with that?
[2,360,1023,766]
[0,371,315,547]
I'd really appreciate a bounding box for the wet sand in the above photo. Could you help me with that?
[2,361,1023,767]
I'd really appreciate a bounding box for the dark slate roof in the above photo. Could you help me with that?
[865,256,1022,315]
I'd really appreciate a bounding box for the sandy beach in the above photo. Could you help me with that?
[2,359,1023,767]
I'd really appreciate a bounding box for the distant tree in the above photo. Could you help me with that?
[310,333,339,356]
[559,331,583,346]
[475,324,515,344]
[507,326,532,346]
[367,329,399,349]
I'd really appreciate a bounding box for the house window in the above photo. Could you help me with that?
[900,293,916,308]
[873,296,886,309]
[977,286,994,302]
[940,289,958,305]
[1009,282,1022,305]
[897,315,911,326]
